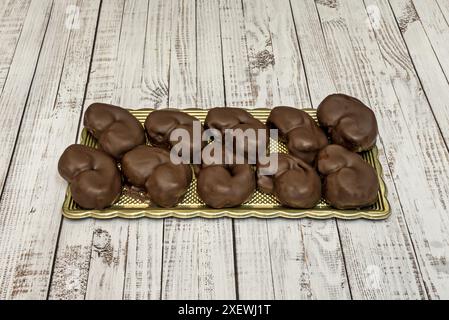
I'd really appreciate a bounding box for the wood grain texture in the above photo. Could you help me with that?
[161,0,236,300]
[238,0,350,300]
[389,0,449,145]
[123,0,170,300]
[0,0,101,299]
[219,0,254,107]
[2,0,449,300]
[168,0,196,108]
[0,0,51,196]
[292,0,426,299]
[140,0,171,108]
[84,0,157,300]
[218,0,274,299]
[0,0,31,94]
[49,0,125,300]
[365,0,449,299]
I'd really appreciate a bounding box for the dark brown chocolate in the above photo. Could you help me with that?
[197,163,256,208]
[317,144,379,209]
[257,153,321,208]
[84,103,146,159]
[58,144,122,209]
[317,94,378,152]
[144,110,204,161]
[121,145,192,208]
[204,107,267,162]
[267,106,328,165]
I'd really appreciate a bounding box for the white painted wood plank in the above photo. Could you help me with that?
[196,0,225,108]
[291,0,427,299]
[160,0,236,300]
[412,0,449,82]
[220,0,254,107]
[362,0,449,299]
[0,0,51,195]
[237,0,351,300]
[49,0,126,300]
[0,0,31,95]
[140,0,171,109]
[123,0,171,300]
[242,0,278,107]
[218,0,273,300]
[388,0,449,144]
[51,0,164,300]
[84,0,156,300]
[265,0,350,300]
[266,0,310,107]
[196,1,235,299]
[437,0,449,24]
[0,0,101,299]
[168,0,196,108]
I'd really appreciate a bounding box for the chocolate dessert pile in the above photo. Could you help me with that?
[58,94,380,211]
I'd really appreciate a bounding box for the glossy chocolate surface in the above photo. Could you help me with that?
[197,163,256,208]
[267,106,328,165]
[121,145,192,208]
[58,144,122,209]
[204,107,267,162]
[144,110,203,161]
[257,153,321,208]
[84,103,146,159]
[317,144,379,209]
[317,94,378,152]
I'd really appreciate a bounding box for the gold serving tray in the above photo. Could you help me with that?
[62,108,390,220]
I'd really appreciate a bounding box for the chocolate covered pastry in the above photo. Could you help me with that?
[257,153,321,208]
[317,94,378,152]
[58,144,122,209]
[121,145,192,208]
[84,103,146,159]
[196,163,256,208]
[204,107,267,162]
[144,110,204,162]
[266,106,328,165]
[317,144,379,209]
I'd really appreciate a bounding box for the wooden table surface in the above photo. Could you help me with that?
[0,0,448,300]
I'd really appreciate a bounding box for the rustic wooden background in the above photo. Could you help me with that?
[0,0,448,300]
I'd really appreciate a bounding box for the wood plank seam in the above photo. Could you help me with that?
[45,0,104,299]
[316,0,436,298]
[386,0,449,153]
[381,0,449,297]
[361,4,440,298]
[0,0,54,202]
[332,1,427,298]
[292,0,426,298]
[0,0,32,97]
[288,0,352,298]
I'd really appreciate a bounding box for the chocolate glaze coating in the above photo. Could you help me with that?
[267,106,328,165]
[204,107,267,162]
[197,163,256,208]
[144,110,204,161]
[257,153,321,208]
[121,145,192,208]
[84,103,146,159]
[317,94,378,152]
[58,144,122,209]
[317,144,379,209]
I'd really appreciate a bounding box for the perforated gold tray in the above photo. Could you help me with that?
[62,108,390,220]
